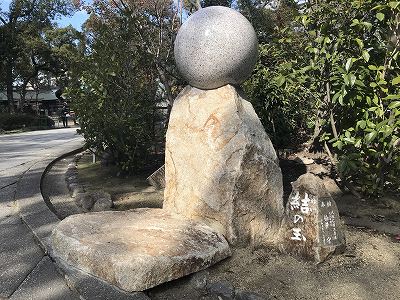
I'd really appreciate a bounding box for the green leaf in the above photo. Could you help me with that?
[343,74,350,86]
[332,92,341,103]
[333,140,343,150]
[345,58,353,71]
[338,95,344,105]
[355,80,366,87]
[349,74,356,87]
[362,50,370,62]
[392,76,400,85]
[276,75,286,87]
[301,15,309,26]
[365,131,378,144]
[376,12,385,21]
[370,82,377,88]
[389,1,400,9]
[361,21,372,29]
[355,38,364,49]
[384,95,400,100]
[389,101,400,109]
[357,120,366,129]
[368,65,377,70]
[351,19,360,26]
[355,139,362,148]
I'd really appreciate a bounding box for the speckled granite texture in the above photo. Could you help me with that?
[174,6,258,90]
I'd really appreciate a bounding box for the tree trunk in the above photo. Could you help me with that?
[326,82,338,139]
[155,64,175,128]
[6,60,14,113]
[19,89,27,112]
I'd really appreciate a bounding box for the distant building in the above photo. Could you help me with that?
[0,90,64,115]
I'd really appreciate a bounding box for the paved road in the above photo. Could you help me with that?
[0,128,83,299]
[0,128,84,175]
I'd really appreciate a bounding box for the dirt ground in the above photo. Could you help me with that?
[43,151,400,300]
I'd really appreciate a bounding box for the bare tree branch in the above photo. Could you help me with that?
[0,14,7,25]
[188,0,202,11]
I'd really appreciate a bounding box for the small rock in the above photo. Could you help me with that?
[75,191,113,212]
[190,270,209,290]
[207,281,235,300]
[66,170,77,177]
[74,192,86,207]
[92,195,113,211]
[71,187,85,198]
[235,290,266,300]
[68,183,80,191]
[66,175,78,184]
[308,164,329,175]
[68,163,77,169]
[80,194,95,211]
[294,156,314,165]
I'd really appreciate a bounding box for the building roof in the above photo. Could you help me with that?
[0,90,59,102]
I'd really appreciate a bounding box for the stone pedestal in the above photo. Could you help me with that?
[51,209,230,292]
[280,173,345,262]
[164,85,284,247]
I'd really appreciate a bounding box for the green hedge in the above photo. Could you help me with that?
[0,113,55,131]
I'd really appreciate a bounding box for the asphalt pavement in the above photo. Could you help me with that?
[0,128,84,299]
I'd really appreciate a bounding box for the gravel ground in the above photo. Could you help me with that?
[41,153,400,300]
[148,227,400,300]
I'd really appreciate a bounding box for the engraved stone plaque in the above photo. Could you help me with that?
[281,173,345,262]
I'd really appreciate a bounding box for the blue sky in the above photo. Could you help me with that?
[0,0,89,31]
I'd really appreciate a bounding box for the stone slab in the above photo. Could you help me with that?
[10,256,80,300]
[52,208,231,292]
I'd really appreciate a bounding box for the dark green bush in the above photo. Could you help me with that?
[0,113,54,130]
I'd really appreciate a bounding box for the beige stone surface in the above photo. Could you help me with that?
[164,85,284,247]
[51,208,231,292]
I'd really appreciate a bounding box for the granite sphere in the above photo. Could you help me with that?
[174,6,258,90]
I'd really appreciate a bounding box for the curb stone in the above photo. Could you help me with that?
[64,151,113,212]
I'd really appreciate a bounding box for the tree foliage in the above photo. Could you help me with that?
[0,0,79,112]
[300,0,400,196]
[67,0,180,172]
[245,0,399,196]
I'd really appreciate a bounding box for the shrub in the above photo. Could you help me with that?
[0,113,55,131]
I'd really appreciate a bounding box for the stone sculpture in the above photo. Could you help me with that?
[174,6,258,90]
[51,6,345,294]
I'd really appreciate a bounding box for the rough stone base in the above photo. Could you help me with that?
[51,208,231,292]
[164,85,284,247]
